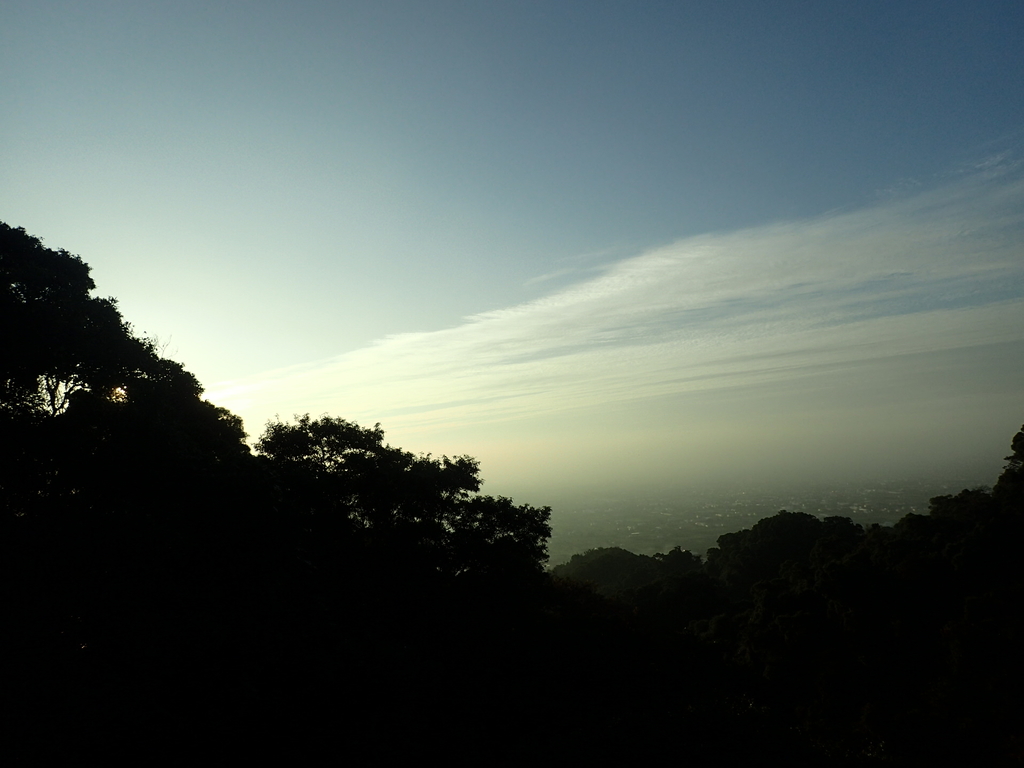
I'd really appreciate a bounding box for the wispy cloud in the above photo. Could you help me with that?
[209,169,1024,467]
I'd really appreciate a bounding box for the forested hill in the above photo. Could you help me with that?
[3,221,1022,765]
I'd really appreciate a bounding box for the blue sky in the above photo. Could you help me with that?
[3,1,1023,502]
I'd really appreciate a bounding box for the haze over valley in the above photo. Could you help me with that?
[3,0,1022,549]
[6,3,1024,763]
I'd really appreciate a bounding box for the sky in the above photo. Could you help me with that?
[3,1,1023,506]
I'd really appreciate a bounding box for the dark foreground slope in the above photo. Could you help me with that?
[553,440,1024,765]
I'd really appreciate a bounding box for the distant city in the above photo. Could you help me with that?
[546,473,991,566]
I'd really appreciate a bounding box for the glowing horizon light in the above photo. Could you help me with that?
[205,165,1024,498]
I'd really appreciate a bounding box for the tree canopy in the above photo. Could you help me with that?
[1,221,145,416]
[4,219,1023,765]
[256,413,551,580]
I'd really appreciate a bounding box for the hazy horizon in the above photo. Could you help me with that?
[203,165,1023,506]
[3,2,1022,518]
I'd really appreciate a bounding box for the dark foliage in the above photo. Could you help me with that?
[552,545,703,597]
[255,413,551,584]
[553,431,1024,765]
[4,221,1022,765]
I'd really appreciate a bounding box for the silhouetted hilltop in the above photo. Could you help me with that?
[550,445,1024,764]
[3,220,1022,765]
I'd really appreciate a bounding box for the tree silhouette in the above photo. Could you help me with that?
[8,218,1024,765]
[994,423,1024,509]
[0,222,161,418]
[256,414,551,580]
